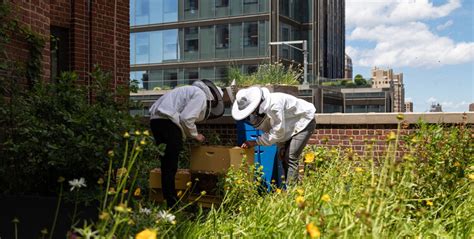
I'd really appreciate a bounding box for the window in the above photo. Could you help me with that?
[244,0,258,4]
[185,27,199,52]
[185,0,199,11]
[244,22,258,47]
[185,69,199,85]
[216,0,229,7]
[50,26,70,81]
[216,25,229,49]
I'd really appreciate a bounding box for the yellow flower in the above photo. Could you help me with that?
[306,222,321,238]
[40,228,48,235]
[134,188,141,197]
[186,181,192,187]
[108,187,116,195]
[114,204,132,213]
[128,219,135,225]
[140,139,146,145]
[321,194,331,202]
[299,169,304,173]
[396,114,404,121]
[296,188,304,196]
[304,152,315,163]
[276,189,282,194]
[387,131,396,141]
[453,161,461,167]
[97,178,104,185]
[135,130,141,135]
[426,200,433,206]
[135,146,142,152]
[200,191,206,196]
[99,211,110,221]
[57,176,65,183]
[117,167,127,178]
[468,174,474,180]
[143,130,150,136]
[177,190,183,197]
[124,132,130,138]
[108,150,114,158]
[295,196,305,209]
[135,229,157,239]
[122,189,129,194]
[355,167,364,173]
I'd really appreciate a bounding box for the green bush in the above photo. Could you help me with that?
[0,67,160,200]
[229,62,301,87]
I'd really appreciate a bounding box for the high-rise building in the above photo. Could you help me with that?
[344,53,353,80]
[405,101,413,112]
[370,67,405,112]
[129,0,345,90]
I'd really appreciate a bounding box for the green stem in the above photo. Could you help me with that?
[49,182,63,239]
[71,191,79,227]
[103,158,113,210]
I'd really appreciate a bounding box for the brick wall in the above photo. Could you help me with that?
[3,0,129,87]
[196,113,473,158]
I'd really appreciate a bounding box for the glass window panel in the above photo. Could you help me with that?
[149,0,162,24]
[149,70,163,89]
[184,0,199,19]
[163,0,178,22]
[130,0,136,26]
[230,0,242,16]
[216,24,229,58]
[184,27,199,60]
[200,67,215,81]
[230,23,242,58]
[200,0,214,19]
[215,67,228,85]
[258,21,268,56]
[200,26,215,59]
[259,0,268,12]
[164,69,178,88]
[135,32,149,64]
[130,34,135,64]
[215,0,229,17]
[163,29,179,61]
[150,31,163,63]
[244,22,258,57]
[280,0,289,16]
[135,0,149,25]
[243,0,258,14]
[184,68,199,85]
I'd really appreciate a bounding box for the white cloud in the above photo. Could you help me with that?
[405,97,413,102]
[436,20,454,31]
[426,96,437,103]
[346,0,461,28]
[440,100,470,111]
[346,0,474,68]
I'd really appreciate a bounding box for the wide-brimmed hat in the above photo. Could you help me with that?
[192,79,224,119]
[231,87,262,121]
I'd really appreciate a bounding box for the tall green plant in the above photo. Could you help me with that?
[230,62,301,87]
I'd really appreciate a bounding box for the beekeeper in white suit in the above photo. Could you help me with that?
[149,79,224,208]
[231,86,316,185]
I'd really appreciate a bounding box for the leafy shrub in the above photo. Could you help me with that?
[0,67,160,201]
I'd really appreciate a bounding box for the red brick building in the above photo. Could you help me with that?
[2,0,129,87]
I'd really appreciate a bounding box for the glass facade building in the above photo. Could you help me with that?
[130,0,345,90]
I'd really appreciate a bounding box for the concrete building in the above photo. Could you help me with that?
[344,53,353,80]
[129,0,346,90]
[405,101,414,112]
[371,67,405,112]
[430,103,443,112]
[469,103,474,112]
[0,0,129,88]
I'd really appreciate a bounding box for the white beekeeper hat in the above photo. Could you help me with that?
[231,86,263,121]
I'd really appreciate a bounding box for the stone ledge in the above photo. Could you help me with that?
[315,112,473,125]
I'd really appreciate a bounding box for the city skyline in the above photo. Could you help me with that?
[346,0,473,112]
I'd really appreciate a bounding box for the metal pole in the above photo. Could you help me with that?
[303,40,308,85]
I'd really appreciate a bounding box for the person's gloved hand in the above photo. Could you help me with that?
[241,140,257,149]
[196,134,206,143]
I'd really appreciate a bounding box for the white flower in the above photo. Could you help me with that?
[69,177,87,191]
[139,207,152,215]
[157,210,176,223]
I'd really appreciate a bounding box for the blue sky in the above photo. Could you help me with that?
[346,0,473,112]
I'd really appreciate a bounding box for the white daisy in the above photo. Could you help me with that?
[139,207,152,215]
[157,210,176,223]
[69,177,87,191]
